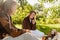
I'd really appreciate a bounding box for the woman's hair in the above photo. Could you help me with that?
[30,11,36,15]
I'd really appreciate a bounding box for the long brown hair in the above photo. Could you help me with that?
[30,11,36,15]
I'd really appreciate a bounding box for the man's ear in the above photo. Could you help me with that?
[0,17,8,26]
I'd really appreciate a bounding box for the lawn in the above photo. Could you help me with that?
[45,24,60,28]
[15,24,22,29]
[37,24,60,34]
[15,24,60,34]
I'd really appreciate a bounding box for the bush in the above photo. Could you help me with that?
[12,4,34,24]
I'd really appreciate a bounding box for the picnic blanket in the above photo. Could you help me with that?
[2,33,42,40]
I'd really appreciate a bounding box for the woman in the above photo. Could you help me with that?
[22,11,44,38]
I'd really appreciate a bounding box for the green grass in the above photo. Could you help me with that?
[39,24,60,28]
[15,24,60,34]
[45,24,60,28]
[15,24,22,29]
[37,24,60,34]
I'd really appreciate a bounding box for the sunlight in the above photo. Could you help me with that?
[27,0,39,6]
[44,2,53,8]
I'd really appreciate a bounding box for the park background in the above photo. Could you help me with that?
[1,0,60,35]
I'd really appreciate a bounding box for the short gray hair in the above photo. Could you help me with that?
[0,0,18,18]
[3,0,17,15]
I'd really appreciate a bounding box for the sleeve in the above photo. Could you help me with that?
[22,19,28,29]
[32,22,36,30]
[0,17,26,37]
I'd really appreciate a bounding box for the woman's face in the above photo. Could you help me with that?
[29,13,36,19]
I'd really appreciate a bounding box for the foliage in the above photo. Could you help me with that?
[12,4,34,24]
[11,0,60,34]
[11,0,60,24]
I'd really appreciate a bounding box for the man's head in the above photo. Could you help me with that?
[29,11,36,20]
[3,0,17,15]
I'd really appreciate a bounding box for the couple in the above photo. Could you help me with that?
[0,0,44,40]
[3,11,44,40]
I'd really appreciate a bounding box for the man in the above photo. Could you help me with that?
[22,11,44,38]
[0,0,29,39]
[0,0,9,39]
[0,0,43,40]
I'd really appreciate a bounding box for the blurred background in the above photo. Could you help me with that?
[0,0,60,34]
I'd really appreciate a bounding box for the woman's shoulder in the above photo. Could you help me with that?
[24,16,29,21]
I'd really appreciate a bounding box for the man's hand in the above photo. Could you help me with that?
[26,29,30,32]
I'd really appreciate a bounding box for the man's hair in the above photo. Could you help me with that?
[2,0,17,15]
[30,11,36,14]
[0,0,17,18]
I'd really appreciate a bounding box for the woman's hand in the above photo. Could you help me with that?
[26,29,30,32]
[32,20,36,24]
[23,29,31,33]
